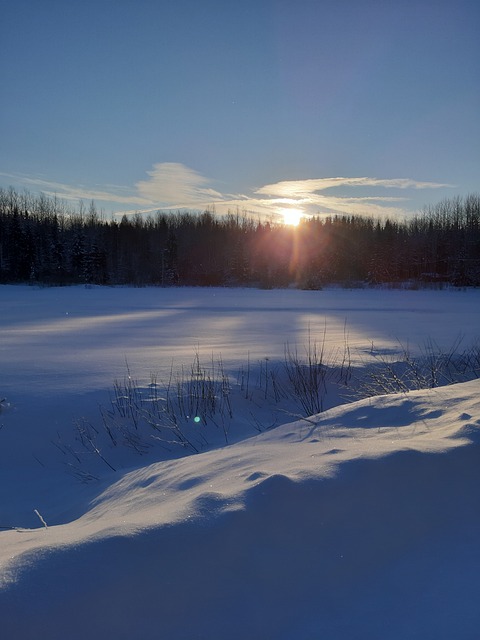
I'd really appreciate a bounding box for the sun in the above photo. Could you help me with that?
[281,208,303,226]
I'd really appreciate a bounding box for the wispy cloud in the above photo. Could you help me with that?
[0,172,151,207]
[256,176,453,198]
[246,176,454,219]
[135,163,223,207]
[0,165,454,220]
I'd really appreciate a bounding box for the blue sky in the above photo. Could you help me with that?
[1,0,478,221]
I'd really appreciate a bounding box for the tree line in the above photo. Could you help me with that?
[0,187,479,288]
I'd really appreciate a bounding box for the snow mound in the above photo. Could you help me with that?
[1,380,480,639]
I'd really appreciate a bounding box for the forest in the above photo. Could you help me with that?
[0,187,479,288]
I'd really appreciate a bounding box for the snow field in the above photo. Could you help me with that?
[1,285,480,639]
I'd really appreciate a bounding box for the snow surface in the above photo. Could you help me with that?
[1,285,480,639]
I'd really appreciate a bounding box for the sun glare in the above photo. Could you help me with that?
[281,208,303,226]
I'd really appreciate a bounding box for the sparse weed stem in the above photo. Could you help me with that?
[65,329,480,480]
[351,335,480,400]
[242,351,251,399]
[74,417,117,470]
[338,320,353,385]
[64,462,100,483]
[283,324,338,416]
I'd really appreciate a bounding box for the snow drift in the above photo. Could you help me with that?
[1,381,480,639]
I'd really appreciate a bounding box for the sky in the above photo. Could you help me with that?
[1,0,479,222]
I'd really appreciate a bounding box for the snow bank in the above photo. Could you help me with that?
[1,380,479,639]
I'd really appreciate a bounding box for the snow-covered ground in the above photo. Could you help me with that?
[1,285,479,639]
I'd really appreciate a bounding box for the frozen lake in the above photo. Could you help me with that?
[1,285,479,397]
